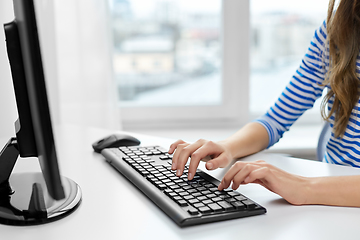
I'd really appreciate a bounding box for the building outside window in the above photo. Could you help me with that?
[109,0,329,128]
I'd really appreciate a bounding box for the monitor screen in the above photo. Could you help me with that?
[0,0,81,225]
[13,0,64,200]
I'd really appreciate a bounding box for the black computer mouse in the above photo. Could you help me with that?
[92,133,141,153]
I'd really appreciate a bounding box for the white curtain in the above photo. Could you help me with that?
[0,0,121,141]
[53,0,121,130]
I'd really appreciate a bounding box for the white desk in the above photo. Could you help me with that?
[1,125,360,240]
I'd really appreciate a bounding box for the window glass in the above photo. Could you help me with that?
[250,0,330,116]
[110,0,222,107]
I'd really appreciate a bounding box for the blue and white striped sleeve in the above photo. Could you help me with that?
[254,21,328,148]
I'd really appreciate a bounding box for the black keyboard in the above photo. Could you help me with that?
[101,146,266,227]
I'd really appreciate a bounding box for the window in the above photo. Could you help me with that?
[109,0,249,129]
[249,0,330,123]
[109,0,330,129]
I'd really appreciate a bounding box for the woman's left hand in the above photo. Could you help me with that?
[218,160,310,205]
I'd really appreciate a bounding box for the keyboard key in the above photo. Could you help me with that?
[203,199,213,205]
[197,187,207,191]
[235,195,247,201]
[189,199,200,205]
[209,187,219,192]
[192,192,202,197]
[154,181,162,186]
[162,179,171,184]
[232,201,245,210]
[187,207,199,215]
[197,196,207,201]
[188,189,198,194]
[165,182,175,187]
[169,184,180,190]
[159,156,171,160]
[218,201,234,211]
[158,184,167,190]
[184,195,194,200]
[142,165,153,169]
[208,203,223,212]
[201,190,211,195]
[174,179,184,184]
[193,203,205,208]
[178,192,190,197]
[211,197,222,202]
[163,189,172,194]
[139,170,149,176]
[177,200,188,207]
[168,192,178,198]
[242,200,257,209]
[207,194,216,198]
[219,194,230,200]
[228,191,241,197]
[173,196,182,201]
[225,197,237,203]
[147,177,157,184]
[199,206,212,214]
[174,188,185,194]
[157,176,166,180]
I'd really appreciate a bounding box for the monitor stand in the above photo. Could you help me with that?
[0,138,82,225]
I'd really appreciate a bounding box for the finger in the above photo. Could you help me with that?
[176,140,206,177]
[218,162,245,190]
[218,162,257,190]
[187,146,213,179]
[205,152,230,170]
[187,140,225,180]
[231,164,261,189]
[171,142,189,170]
[243,166,271,184]
[168,139,186,154]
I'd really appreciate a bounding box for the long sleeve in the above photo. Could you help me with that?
[254,21,328,148]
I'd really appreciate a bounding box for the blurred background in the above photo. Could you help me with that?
[0,0,330,159]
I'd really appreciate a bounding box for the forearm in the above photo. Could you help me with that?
[220,122,269,159]
[305,175,360,207]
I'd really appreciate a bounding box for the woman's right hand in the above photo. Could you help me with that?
[168,139,234,180]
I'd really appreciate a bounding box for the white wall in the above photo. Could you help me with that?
[0,0,17,139]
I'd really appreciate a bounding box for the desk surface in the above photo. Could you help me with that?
[1,125,360,240]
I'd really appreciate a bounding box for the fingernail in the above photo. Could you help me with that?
[218,183,223,190]
[188,173,193,180]
[207,162,213,170]
[171,163,176,170]
[177,170,181,176]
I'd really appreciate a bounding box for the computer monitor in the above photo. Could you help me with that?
[0,0,82,225]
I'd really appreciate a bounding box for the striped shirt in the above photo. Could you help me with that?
[255,20,360,167]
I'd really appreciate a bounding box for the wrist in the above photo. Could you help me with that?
[217,140,236,160]
[301,177,322,205]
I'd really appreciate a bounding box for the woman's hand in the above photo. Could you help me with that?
[218,160,310,205]
[168,139,233,180]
